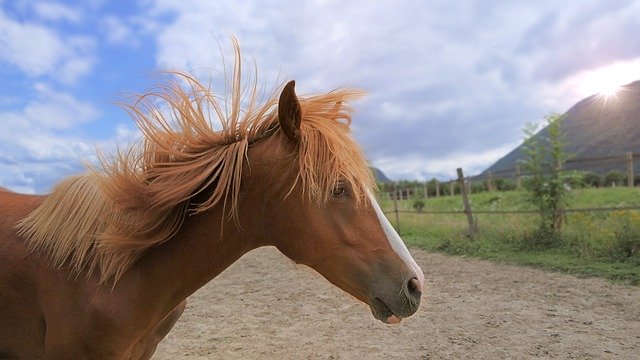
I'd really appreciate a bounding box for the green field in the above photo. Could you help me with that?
[377,187,640,285]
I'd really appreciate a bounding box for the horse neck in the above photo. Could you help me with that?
[125,135,290,313]
[130,206,260,307]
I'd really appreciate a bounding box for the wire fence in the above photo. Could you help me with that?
[378,151,638,200]
[376,151,640,237]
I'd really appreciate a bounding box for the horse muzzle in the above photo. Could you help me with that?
[369,276,423,324]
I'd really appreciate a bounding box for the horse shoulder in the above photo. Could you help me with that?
[0,191,184,359]
[0,193,48,358]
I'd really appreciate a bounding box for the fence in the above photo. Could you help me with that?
[379,152,638,201]
[480,151,639,189]
[378,151,640,237]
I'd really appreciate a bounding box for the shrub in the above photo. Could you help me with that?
[490,178,517,191]
[604,171,625,187]
[413,199,425,213]
[564,171,586,189]
[611,211,640,261]
[520,226,562,250]
[582,172,602,188]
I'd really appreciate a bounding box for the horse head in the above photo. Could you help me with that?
[257,81,424,324]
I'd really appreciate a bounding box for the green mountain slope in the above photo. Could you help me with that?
[371,167,392,183]
[483,80,640,176]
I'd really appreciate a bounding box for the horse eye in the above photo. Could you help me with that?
[332,183,348,197]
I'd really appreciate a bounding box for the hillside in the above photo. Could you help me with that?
[483,80,640,176]
[371,167,392,183]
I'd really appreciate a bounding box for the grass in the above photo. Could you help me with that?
[378,187,640,285]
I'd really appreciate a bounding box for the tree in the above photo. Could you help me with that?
[519,113,570,242]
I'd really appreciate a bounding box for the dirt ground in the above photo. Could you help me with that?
[152,247,640,359]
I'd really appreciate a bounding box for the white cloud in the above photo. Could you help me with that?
[115,123,142,143]
[23,83,100,129]
[374,142,520,181]
[0,10,95,83]
[0,11,66,77]
[101,15,135,45]
[138,0,640,182]
[2,0,631,193]
[0,85,100,192]
[32,2,82,24]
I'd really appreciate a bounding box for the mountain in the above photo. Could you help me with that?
[371,167,392,183]
[482,80,640,177]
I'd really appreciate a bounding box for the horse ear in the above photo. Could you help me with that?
[278,80,302,141]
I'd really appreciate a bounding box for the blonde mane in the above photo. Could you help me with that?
[17,42,375,283]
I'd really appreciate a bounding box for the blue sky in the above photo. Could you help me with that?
[2,0,640,193]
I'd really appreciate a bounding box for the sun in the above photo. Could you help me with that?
[596,82,622,98]
[582,67,624,99]
[574,60,640,100]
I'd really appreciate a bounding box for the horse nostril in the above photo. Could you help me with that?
[406,277,423,298]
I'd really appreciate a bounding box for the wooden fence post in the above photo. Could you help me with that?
[435,180,440,197]
[457,168,477,240]
[450,181,454,197]
[423,182,428,199]
[393,182,401,235]
[516,165,522,189]
[627,152,634,187]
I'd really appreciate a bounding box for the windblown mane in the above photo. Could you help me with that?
[17,41,374,283]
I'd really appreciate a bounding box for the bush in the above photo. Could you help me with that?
[604,171,625,187]
[582,172,602,188]
[493,178,517,191]
[413,199,425,213]
[520,227,562,250]
[470,182,485,194]
[564,171,586,189]
[611,211,640,261]
[563,211,640,262]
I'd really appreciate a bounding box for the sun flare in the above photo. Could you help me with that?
[596,83,622,98]
[575,60,640,100]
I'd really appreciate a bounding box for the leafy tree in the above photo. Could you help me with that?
[519,113,570,242]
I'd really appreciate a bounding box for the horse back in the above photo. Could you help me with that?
[0,191,49,358]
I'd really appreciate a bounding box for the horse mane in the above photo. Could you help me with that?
[16,41,374,283]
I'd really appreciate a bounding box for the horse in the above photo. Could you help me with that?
[0,44,424,359]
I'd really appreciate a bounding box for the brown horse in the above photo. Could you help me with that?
[0,45,424,359]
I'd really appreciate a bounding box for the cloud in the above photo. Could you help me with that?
[23,83,100,129]
[100,15,136,45]
[4,0,640,192]
[517,1,640,81]
[136,0,640,182]
[0,11,66,77]
[374,141,519,181]
[0,85,100,192]
[0,9,95,83]
[32,2,83,24]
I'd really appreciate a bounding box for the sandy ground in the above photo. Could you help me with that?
[152,247,640,359]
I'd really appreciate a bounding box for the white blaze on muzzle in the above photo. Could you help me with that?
[367,191,425,288]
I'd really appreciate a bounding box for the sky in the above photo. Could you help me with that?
[1,0,640,194]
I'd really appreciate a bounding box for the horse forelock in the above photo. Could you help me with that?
[16,42,374,283]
